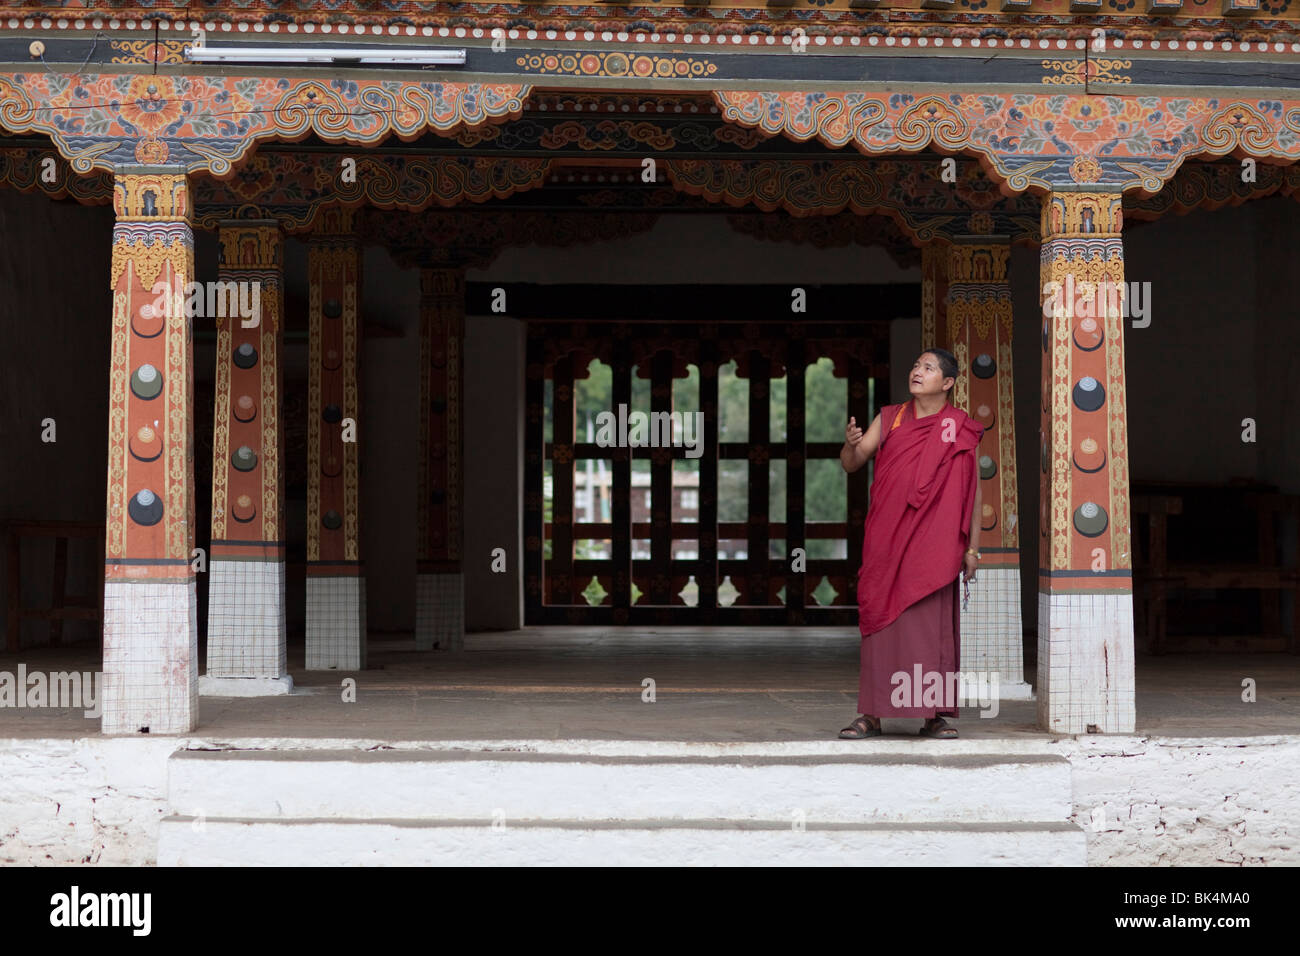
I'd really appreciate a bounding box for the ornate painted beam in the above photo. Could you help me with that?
[3,142,1296,253]
[0,145,113,204]
[1,57,1297,200]
[713,91,1300,194]
[725,212,923,268]
[191,153,555,232]
[665,156,1042,244]
[0,73,529,175]
[1,8,1297,50]
[355,207,661,271]
[10,33,1300,106]
[1127,160,1300,220]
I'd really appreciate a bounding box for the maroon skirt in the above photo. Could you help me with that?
[857,578,961,719]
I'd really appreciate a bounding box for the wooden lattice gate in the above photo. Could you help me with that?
[519,285,911,626]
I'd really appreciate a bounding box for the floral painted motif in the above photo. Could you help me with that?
[0,72,530,175]
[714,90,1300,191]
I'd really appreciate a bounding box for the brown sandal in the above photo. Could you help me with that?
[919,717,958,739]
[839,715,882,739]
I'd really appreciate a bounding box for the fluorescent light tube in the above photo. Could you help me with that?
[184,46,467,65]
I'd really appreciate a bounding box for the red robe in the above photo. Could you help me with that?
[856,399,983,638]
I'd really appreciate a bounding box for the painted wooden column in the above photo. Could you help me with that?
[306,209,365,670]
[415,266,465,652]
[945,234,1031,699]
[1037,190,1135,733]
[102,166,198,734]
[920,241,948,353]
[203,221,290,692]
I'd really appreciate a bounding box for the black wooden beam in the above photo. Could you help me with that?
[785,335,808,623]
[698,338,721,616]
[611,336,633,614]
[649,350,675,606]
[746,352,772,608]
[466,284,922,322]
[523,331,546,621]
[551,355,576,606]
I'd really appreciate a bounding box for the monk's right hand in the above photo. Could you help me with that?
[845,416,863,447]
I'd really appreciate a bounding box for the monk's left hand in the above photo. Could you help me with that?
[962,553,978,582]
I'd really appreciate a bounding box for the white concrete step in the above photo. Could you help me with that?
[158,816,1087,866]
[166,749,1073,825]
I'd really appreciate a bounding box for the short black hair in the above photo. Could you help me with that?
[916,347,959,386]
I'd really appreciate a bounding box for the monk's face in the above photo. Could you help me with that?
[909,353,954,400]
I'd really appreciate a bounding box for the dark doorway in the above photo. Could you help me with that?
[509,282,917,625]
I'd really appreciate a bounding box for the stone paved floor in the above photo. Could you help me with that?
[1,627,1297,740]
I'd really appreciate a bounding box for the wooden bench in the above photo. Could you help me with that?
[1133,492,1300,654]
[2,520,104,652]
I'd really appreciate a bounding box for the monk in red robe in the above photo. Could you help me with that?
[838,348,984,739]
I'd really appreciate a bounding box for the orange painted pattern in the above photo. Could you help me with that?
[105,172,196,582]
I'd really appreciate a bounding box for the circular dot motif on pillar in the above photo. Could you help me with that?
[1040,432,1049,474]
[1073,500,1109,537]
[979,454,997,479]
[129,424,162,462]
[130,364,163,400]
[233,395,257,424]
[431,396,447,414]
[232,493,257,524]
[322,453,341,478]
[1041,318,1049,353]
[1073,317,1104,351]
[323,348,342,371]
[972,354,996,379]
[232,445,258,472]
[981,502,997,530]
[431,489,446,506]
[132,301,165,338]
[128,488,164,526]
[1072,376,1106,412]
[974,403,995,431]
[323,404,343,424]
[233,343,258,369]
[1073,436,1107,473]
[323,299,342,320]
[322,509,343,530]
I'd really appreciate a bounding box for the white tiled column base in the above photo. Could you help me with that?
[102,580,198,735]
[306,576,366,671]
[415,573,464,652]
[1037,590,1136,734]
[205,559,287,680]
[959,565,1033,700]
